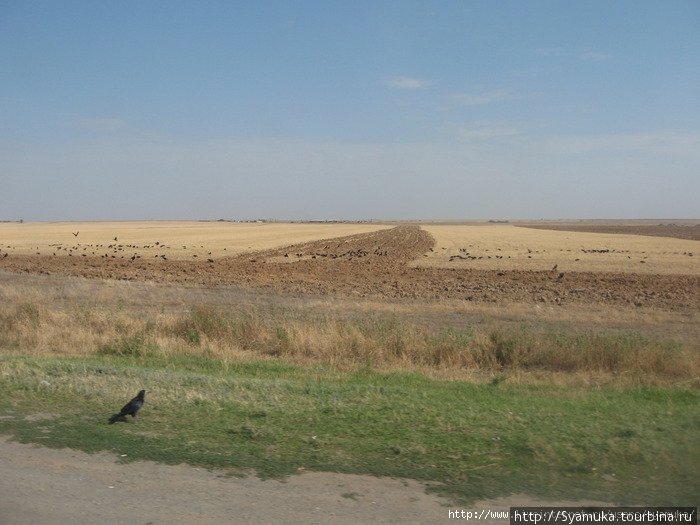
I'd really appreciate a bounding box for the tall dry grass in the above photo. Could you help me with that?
[1,301,696,386]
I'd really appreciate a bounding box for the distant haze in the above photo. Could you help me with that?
[1,2,698,221]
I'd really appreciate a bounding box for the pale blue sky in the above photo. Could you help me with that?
[1,1,698,220]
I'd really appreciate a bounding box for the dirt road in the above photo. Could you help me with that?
[0,436,450,524]
[0,437,612,525]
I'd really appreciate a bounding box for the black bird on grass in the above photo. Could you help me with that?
[108,389,146,424]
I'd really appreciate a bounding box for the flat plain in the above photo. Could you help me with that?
[1,221,697,310]
[1,219,698,506]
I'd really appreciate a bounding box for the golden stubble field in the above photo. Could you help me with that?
[2,221,697,275]
[0,221,390,260]
[416,224,699,275]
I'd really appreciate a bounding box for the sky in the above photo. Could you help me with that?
[1,1,699,221]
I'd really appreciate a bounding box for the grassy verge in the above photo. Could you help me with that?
[1,354,697,505]
[1,302,696,386]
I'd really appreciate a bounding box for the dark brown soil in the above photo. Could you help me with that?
[1,226,697,311]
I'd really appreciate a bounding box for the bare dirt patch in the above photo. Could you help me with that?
[1,225,697,311]
[0,436,450,524]
[0,436,611,525]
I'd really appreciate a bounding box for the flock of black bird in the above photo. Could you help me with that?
[1,238,223,262]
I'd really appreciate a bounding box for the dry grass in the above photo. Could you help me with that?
[1,272,696,387]
[0,221,389,260]
[416,224,699,275]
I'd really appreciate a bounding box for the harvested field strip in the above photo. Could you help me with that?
[417,224,699,275]
[0,221,390,260]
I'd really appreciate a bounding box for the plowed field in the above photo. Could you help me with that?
[516,221,700,241]
[1,225,697,311]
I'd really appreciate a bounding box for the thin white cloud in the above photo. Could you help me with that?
[533,47,614,62]
[578,50,614,62]
[385,76,432,90]
[451,89,512,106]
[443,89,514,108]
[545,131,700,157]
[79,117,128,132]
[533,47,565,57]
[454,121,520,142]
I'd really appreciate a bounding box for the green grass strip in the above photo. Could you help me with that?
[0,355,697,505]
